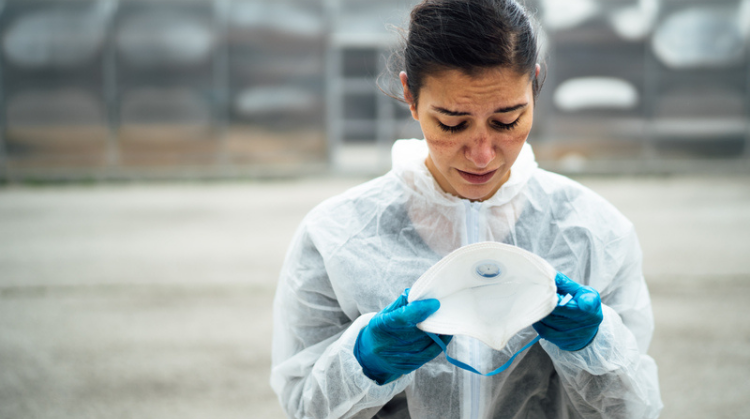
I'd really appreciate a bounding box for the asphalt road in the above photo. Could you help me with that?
[1,175,749,419]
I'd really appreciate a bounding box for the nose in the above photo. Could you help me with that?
[464,135,495,169]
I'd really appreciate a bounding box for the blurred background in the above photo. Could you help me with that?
[1,0,749,418]
[0,0,748,180]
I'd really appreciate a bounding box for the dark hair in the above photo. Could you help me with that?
[383,0,545,106]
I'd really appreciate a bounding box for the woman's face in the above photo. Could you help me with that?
[401,65,539,201]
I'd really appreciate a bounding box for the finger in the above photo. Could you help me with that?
[548,301,597,321]
[378,337,441,356]
[554,272,582,296]
[387,299,440,326]
[381,290,410,314]
[533,320,562,337]
[576,290,600,313]
[554,286,599,311]
[549,298,585,317]
[381,343,443,370]
[377,338,434,356]
[535,310,585,329]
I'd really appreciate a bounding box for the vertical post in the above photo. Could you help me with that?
[324,0,341,170]
[213,0,230,169]
[0,1,7,182]
[541,20,558,149]
[0,30,6,182]
[642,14,660,163]
[375,44,393,171]
[103,0,121,175]
[745,37,750,158]
[539,26,555,147]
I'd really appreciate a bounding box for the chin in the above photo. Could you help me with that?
[456,185,494,201]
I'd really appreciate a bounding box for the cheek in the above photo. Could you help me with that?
[425,140,456,168]
[500,116,533,146]
[429,137,459,151]
[423,130,461,158]
[503,133,529,156]
[492,125,531,160]
[501,131,529,146]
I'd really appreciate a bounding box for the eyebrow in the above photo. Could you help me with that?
[432,103,528,116]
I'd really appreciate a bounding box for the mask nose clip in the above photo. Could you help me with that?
[474,261,502,279]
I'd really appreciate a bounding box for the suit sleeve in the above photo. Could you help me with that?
[270,222,410,419]
[541,226,664,418]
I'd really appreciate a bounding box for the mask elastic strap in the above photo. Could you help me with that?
[426,332,540,376]
[425,293,573,377]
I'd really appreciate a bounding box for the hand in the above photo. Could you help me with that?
[354,289,452,385]
[533,272,603,351]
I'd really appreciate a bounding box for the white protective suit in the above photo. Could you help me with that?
[271,139,663,419]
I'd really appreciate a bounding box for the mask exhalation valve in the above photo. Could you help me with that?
[475,261,502,278]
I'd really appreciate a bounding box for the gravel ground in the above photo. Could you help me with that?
[1,176,749,419]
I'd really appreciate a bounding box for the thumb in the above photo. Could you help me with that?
[387,299,440,326]
[555,272,582,296]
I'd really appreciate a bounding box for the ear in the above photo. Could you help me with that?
[400,71,419,120]
[535,63,540,79]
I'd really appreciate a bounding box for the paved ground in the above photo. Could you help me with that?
[1,175,749,419]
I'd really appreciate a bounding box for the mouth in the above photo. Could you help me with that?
[457,168,498,184]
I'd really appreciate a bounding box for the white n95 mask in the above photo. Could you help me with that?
[407,241,566,376]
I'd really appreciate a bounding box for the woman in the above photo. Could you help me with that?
[271,0,663,417]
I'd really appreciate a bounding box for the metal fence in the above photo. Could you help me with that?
[534,0,750,173]
[0,0,748,180]
[0,0,329,179]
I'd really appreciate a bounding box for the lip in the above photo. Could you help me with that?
[457,168,498,184]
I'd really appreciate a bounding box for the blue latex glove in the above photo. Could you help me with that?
[354,289,452,385]
[533,272,603,351]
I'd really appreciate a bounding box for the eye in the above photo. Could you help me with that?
[491,118,520,131]
[437,121,467,133]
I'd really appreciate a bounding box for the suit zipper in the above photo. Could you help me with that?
[464,201,482,419]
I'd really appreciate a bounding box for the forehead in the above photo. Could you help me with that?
[419,67,532,111]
